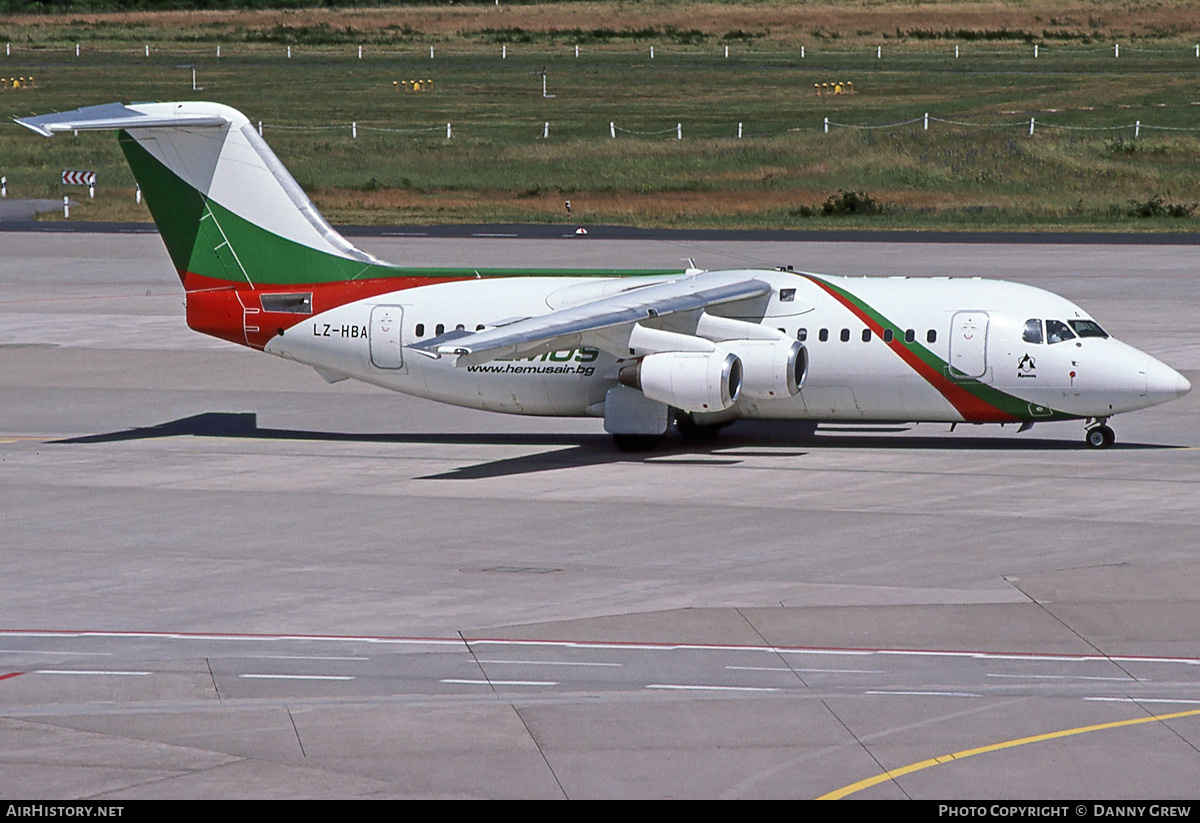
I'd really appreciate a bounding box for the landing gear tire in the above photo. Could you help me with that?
[1086,424,1115,449]
[612,434,660,452]
[675,411,723,443]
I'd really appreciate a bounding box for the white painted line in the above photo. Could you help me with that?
[647,684,781,693]
[1085,697,1200,705]
[866,690,979,697]
[36,669,149,676]
[988,673,1135,682]
[238,674,354,681]
[0,650,111,656]
[441,679,558,687]
[727,665,883,674]
[470,233,518,238]
[477,659,622,668]
[249,655,369,661]
[380,232,428,236]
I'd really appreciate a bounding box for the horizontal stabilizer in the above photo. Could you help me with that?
[15,103,228,137]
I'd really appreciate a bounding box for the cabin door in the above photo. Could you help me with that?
[948,311,989,380]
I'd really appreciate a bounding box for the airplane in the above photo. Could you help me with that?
[15,102,1191,450]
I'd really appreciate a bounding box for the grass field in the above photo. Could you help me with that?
[4,2,1200,230]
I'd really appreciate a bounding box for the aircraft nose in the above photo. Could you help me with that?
[1145,357,1191,404]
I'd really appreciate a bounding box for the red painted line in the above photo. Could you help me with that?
[0,629,1195,665]
[0,672,25,682]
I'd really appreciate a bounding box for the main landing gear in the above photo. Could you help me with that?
[1085,419,1116,449]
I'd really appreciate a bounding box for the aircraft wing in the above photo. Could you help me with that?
[412,271,773,367]
[14,103,229,137]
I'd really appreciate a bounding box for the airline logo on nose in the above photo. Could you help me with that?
[1017,353,1037,378]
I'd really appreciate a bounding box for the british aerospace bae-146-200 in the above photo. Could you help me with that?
[16,102,1191,449]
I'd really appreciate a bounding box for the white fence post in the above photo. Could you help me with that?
[352,122,357,139]
[430,46,434,59]
[502,45,506,59]
[877,45,882,58]
[824,117,829,134]
[1029,117,1036,136]
[737,122,742,139]
[144,45,149,57]
[136,185,141,204]
[924,112,929,130]
[63,196,69,218]
[676,123,682,140]
[358,45,362,59]
[258,121,263,136]
[955,45,959,58]
[801,46,805,58]
[610,121,616,138]
[543,121,549,139]
[1115,44,1120,58]
[1135,120,1141,138]
[88,183,94,199]
[575,45,579,58]
[287,46,291,59]
[216,45,220,58]
[1,176,5,198]
[446,122,452,139]
[75,44,79,57]
[724,45,728,58]
[650,46,654,59]
[1034,44,1039,58]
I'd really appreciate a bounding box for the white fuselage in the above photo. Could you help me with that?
[265,270,1188,424]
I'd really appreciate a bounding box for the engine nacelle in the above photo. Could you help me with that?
[620,350,742,413]
[721,339,807,400]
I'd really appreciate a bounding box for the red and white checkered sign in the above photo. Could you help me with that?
[61,170,96,186]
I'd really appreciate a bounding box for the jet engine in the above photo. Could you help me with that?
[722,338,808,400]
[619,350,742,413]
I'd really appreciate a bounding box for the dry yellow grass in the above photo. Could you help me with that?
[7,2,1200,47]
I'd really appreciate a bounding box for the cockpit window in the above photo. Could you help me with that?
[1022,318,1043,344]
[1069,319,1108,339]
[1045,319,1076,344]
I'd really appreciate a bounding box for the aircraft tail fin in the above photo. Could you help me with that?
[16,102,392,291]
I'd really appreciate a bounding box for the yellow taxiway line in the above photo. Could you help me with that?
[819,706,1200,799]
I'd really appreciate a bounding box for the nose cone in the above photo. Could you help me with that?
[1146,358,1191,405]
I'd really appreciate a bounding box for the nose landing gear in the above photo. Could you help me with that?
[1085,419,1116,449]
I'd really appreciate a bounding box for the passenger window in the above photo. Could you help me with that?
[883,329,894,343]
[455,324,465,331]
[1069,319,1108,339]
[905,329,915,343]
[819,329,829,342]
[861,329,872,342]
[1046,319,1076,344]
[798,328,808,342]
[476,324,485,331]
[435,323,445,335]
[415,323,425,337]
[1023,319,1043,344]
[840,329,851,342]
[927,329,937,344]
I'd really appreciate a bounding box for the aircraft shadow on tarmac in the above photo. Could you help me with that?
[51,412,1176,480]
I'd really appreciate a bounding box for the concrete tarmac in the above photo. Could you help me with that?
[1,232,1198,799]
